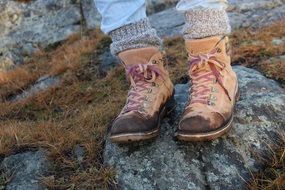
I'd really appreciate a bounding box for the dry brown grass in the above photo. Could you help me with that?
[0,19,284,189]
[0,30,126,189]
[231,20,285,86]
[0,32,98,101]
[248,134,285,190]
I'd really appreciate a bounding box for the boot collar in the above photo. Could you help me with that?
[118,47,160,66]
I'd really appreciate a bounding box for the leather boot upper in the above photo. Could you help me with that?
[179,36,238,134]
[111,47,174,136]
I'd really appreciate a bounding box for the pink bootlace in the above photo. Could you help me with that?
[122,64,163,114]
[188,48,231,106]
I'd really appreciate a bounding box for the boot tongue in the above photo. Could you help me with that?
[185,36,224,55]
[118,47,160,66]
[185,36,226,72]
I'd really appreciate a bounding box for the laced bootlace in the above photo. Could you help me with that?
[187,48,231,106]
[122,63,163,114]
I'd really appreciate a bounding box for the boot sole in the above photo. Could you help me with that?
[110,91,175,143]
[176,85,240,142]
[109,128,160,143]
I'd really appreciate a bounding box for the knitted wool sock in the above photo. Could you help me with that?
[183,9,231,39]
[109,18,162,55]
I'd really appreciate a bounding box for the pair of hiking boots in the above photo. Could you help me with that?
[110,36,239,143]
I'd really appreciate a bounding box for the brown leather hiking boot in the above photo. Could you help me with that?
[176,36,239,141]
[110,47,174,143]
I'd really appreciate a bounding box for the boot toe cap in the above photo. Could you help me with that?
[110,113,158,136]
[178,113,224,134]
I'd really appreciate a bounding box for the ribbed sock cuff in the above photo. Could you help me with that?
[109,18,162,55]
[183,9,231,39]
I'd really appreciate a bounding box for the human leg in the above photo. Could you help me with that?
[94,0,162,55]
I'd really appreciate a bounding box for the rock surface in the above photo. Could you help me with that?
[0,0,82,70]
[104,66,285,189]
[81,0,101,29]
[146,0,178,14]
[1,149,49,190]
[11,75,60,102]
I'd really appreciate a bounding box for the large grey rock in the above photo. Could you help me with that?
[228,0,284,12]
[0,0,82,70]
[228,4,285,29]
[150,7,184,37]
[81,0,101,29]
[0,0,82,48]
[0,49,22,71]
[104,66,285,189]
[1,150,49,190]
[146,0,179,14]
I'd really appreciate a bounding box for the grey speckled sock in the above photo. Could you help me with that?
[183,9,231,39]
[109,18,162,55]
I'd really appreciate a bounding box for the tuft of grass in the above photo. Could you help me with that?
[248,134,285,190]
[259,56,285,86]
[231,20,285,86]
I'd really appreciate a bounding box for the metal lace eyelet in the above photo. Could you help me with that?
[152,82,159,88]
[210,94,217,101]
[152,60,158,65]
[144,96,149,101]
[217,48,222,53]
[208,100,215,106]
[208,94,217,106]
[138,106,145,113]
[143,102,149,108]
[211,87,218,93]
